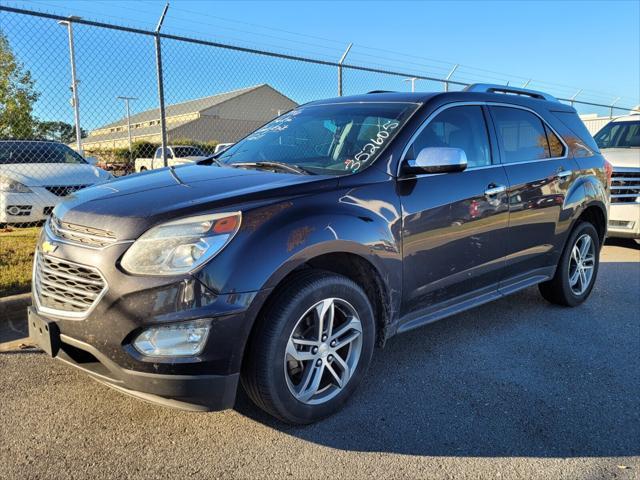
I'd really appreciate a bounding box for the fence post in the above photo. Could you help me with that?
[443,64,458,92]
[570,89,582,108]
[154,3,169,167]
[58,16,83,154]
[522,79,532,88]
[337,43,352,97]
[609,97,620,119]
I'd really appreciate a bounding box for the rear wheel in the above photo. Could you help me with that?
[539,221,600,306]
[242,270,375,424]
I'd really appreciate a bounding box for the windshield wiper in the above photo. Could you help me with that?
[197,155,224,167]
[230,161,315,175]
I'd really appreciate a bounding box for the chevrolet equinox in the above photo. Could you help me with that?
[29,84,610,424]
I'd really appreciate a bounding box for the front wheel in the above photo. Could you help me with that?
[241,271,375,424]
[539,221,600,306]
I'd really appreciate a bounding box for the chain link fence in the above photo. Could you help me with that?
[0,4,638,232]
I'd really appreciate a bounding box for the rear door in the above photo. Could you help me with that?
[488,105,579,285]
[399,104,510,318]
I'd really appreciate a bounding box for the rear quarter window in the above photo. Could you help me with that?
[551,111,599,156]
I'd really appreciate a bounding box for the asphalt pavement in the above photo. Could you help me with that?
[1,240,638,479]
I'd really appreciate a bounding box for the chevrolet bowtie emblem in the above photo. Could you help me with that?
[42,240,58,254]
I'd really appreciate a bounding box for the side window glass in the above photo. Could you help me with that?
[166,148,174,159]
[544,124,565,157]
[491,107,551,163]
[408,106,491,168]
[154,148,162,159]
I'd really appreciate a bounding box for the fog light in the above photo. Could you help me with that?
[133,319,210,357]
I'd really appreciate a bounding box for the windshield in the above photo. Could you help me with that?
[217,102,419,175]
[173,146,206,158]
[594,120,640,148]
[0,142,87,165]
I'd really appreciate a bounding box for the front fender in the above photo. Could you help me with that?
[194,180,402,309]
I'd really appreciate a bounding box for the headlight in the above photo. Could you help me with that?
[121,212,241,275]
[133,319,211,357]
[0,174,32,193]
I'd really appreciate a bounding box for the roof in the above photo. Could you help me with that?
[84,118,193,144]
[99,84,270,130]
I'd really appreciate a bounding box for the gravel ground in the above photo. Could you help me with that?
[1,241,638,479]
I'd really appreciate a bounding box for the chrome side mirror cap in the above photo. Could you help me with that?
[403,147,468,175]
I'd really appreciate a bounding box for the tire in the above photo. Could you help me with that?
[539,221,600,307]
[241,270,375,424]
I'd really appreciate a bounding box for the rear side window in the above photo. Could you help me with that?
[408,105,491,168]
[552,111,599,154]
[490,107,563,164]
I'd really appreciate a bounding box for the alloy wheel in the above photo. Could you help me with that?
[568,233,596,296]
[284,298,363,405]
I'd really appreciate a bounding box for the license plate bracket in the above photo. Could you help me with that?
[28,307,60,357]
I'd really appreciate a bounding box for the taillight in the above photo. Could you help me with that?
[604,159,613,187]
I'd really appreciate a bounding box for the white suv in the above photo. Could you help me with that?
[594,111,640,241]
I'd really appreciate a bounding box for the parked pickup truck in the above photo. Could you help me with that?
[134,145,210,172]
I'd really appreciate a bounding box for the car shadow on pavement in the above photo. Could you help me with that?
[235,260,640,458]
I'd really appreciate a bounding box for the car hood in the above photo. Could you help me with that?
[600,148,640,169]
[0,163,112,186]
[55,164,337,239]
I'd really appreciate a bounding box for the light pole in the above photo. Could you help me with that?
[58,16,82,154]
[403,77,418,92]
[117,96,137,163]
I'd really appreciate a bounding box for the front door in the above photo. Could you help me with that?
[399,105,510,319]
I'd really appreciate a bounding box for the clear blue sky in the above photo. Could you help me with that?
[1,0,639,130]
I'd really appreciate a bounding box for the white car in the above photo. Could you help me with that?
[594,110,640,241]
[0,140,113,225]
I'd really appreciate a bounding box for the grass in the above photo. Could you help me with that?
[0,227,40,297]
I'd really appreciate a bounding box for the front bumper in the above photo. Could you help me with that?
[608,203,640,239]
[29,307,239,410]
[29,228,270,411]
[0,189,60,223]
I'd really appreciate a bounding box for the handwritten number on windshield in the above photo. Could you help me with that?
[346,120,399,172]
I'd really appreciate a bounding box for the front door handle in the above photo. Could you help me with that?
[484,184,507,196]
[556,169,572,181]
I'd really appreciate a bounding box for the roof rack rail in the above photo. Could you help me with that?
[463,83,558,102]
[366,90,395,94]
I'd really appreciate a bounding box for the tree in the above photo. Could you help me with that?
[35,120,86,144]
[0,30,39,139]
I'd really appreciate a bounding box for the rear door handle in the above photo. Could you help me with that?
[556,169,572,180]
[484,184,507,196]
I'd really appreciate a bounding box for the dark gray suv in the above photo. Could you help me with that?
[29,84,610,424]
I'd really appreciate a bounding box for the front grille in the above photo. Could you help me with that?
[49,215,117,248]
[33,251,107,317]
[611,168,640,204]
[44,185,89,197]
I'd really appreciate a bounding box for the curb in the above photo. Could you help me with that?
[0,292,31,322]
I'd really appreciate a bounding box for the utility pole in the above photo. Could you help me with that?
[337,43,352,97]
[116,96,137,165]
[155,3,169,167]
[58,16,83,154]
[403,77,418,92]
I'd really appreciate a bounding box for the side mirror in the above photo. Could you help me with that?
[403,147,468,174]
[85,156,98,166]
